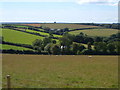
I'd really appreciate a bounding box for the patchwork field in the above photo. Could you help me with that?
[2,54,118,88]
[23,23,99,29]
[69,29,119,37]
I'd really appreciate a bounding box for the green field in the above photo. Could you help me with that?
[26,29,49,36]
[69,29,119,37]
[2,54,118,88]
[0,44,33,51]
[2,28,44,45]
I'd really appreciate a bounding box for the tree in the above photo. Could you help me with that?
[87,42,92,50]
[32,39,43,52]
[74,35,85,43]
[84,37,94,44]
[94,37,103,42]
[94,42,107,53]
[63,28,69,32]
[107,43,116,53]
[50,44,61,55]
[79,44,86,52]
[79,32,84,36]
[44,43,53,54]
[59,35,72,46]
[32,39,42,47]
[43,37,52,47]
[71,42,79,54]
[113,41,120,54]
[52,40,56,44]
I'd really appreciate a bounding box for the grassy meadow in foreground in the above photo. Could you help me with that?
[2,54,118,88]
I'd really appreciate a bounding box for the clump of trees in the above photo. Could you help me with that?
[32,32,120,55]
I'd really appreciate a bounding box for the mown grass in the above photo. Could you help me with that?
[23,23,99,29]
[2,54,118,88]
[2,28,44,45]
[69,29,119,37]
[0,44,34,51]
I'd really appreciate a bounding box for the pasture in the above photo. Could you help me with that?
[2,28,44,45]
[2,54,118,88]
[69,29,119,37]
[23,23,99,29]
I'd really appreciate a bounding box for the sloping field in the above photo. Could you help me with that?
[13,27,62,38]
[69,29,119,37]
[26,29,62,38]
[2,54,118,88]
[23,23,99,29]
[0,44,33,51]
[2,28,44,45]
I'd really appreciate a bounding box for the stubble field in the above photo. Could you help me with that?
[2,54,118,88]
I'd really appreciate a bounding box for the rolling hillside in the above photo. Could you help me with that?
[1,23,119,52]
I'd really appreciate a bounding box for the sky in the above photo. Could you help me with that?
[0,0,119,23]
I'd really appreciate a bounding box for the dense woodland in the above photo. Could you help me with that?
[1,23,120,55]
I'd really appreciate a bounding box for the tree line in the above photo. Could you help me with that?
[32,32,120,55]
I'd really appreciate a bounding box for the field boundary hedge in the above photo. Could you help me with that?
[2,41,33,49]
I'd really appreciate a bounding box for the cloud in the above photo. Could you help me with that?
[76,0,119,6]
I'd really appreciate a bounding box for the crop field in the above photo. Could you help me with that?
[23,23,99,29]
[0,44,33,51]
[2,54,118,88]
[69,29,119,37]
[2,28,44,45]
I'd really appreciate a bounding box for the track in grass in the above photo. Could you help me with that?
[2,54,118,88]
